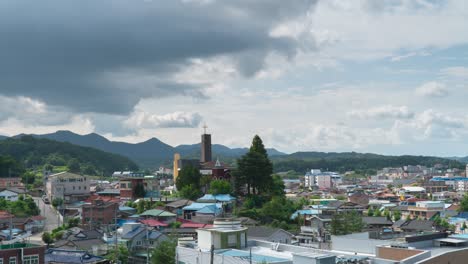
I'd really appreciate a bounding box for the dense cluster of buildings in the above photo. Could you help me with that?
[3,128,468,263]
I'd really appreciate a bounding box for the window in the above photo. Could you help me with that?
[136,240,142,246]
[0,257,3,264]
[73,186,75,190]
[120,183,126,189]
[23,255,39,264]
[9,257,16,264]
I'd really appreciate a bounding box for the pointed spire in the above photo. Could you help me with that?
[215,157,221,167]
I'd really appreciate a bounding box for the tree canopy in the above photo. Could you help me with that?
[209,179,231,195]
[151,240,176,264]
[0,195,40,217]
[0,136,138,176]
[235,135,273,195]
[175,165,201,191]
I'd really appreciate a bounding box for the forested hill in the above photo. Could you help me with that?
[0,136,138,176]
[271,151,465,174]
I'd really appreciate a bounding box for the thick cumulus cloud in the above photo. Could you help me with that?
[0,0,317,115]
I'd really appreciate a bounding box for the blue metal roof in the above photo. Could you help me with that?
[430,177,468,181]
[290,209,320,220]
[183,202,222,211]
[197,194,236,202]
[196,204,222,215]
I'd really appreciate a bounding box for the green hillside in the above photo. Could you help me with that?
[0,136,138,176]
[271,151,465,174]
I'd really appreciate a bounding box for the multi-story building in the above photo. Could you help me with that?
[81,197,119,227]
[304,169,342,190]
[119,175,159,199]
[0,243,45,264]
[0,177,23,188]
[407,201,444,220]
[46,172,90,203]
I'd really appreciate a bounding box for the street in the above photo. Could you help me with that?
[28,197,61,244]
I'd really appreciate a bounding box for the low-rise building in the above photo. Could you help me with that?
[46,172,90,203]
[81,198,119,227]
[0,189,19,201]
[0,178,23,189]
[408,201,444,220]
[0,243,45,264]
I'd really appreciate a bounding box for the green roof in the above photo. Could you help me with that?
[0,243,42,250]
[140,209,175,217]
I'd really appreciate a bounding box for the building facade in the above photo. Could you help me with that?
[46,172,90,203]
[82,199,119,227]
[0,243,45,264]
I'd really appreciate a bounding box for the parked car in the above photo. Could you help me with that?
[42,195,50,204]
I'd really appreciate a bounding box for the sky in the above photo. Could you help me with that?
[1,0,468,156]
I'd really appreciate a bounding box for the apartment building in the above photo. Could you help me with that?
[46,172,90,203]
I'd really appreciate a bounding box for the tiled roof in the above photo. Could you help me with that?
[45,249,105,264]
[247,226,292,239]
[140,219,168,227]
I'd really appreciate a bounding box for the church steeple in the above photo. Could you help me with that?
[200,124,212,163]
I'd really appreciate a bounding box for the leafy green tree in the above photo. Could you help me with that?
[374,209,382,217]
[179,184,202,200]
[67,158,81,173]
[0,195,40,217]
[21,171,36,185]
[134,183,146,198]
[209,180,231,195]
[151,240,177,264]
[459,193,468,212]
[393,210,401,221]
[0,155,24,177]
[52,197,63,208]
[331,211,364,235]
[267,175,285,197]
[367,208,374,217]
[108,244,129,264]
[137,200,146,214]
[260,196,295,223]
[42,232,53,246]
[176,165,202,191]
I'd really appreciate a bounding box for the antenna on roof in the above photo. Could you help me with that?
[203,123,208,134]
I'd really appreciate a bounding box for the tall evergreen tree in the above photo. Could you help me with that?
[236,135,273,195]
[250,135,268,157]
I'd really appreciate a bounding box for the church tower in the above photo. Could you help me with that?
[201,124,212,163]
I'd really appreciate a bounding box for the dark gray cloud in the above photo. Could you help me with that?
[0,0,317,115]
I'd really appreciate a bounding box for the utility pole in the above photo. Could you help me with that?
[249,248,252,264]
[210,244,214,264]
[146,227,150,264]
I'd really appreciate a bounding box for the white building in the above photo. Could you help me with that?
[46,172,90,203]
[0,189,19,201]
[304,170,342,189]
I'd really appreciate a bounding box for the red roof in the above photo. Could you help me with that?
[31,215,46,221]
[140,219,168,227]
[180,222,206,228]
[176,218,211,228]
[0,210,14,219]
[406,197,427,203]
[84,195,120,203]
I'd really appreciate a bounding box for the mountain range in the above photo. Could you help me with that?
[0,130,285,168]
[1,131,466,172]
